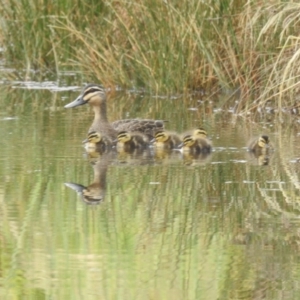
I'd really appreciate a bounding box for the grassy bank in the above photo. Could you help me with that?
[0,0,300,112]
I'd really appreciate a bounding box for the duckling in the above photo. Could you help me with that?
[151,130,181,150]
[192,127,212,148]
[248,135,269,155]
[65,84,165,139]
[115,131,149,151]
[193,127,208,139]
[82,131,111,152]
[179,134,212,153]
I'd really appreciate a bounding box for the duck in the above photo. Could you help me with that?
[179,134,212,153]
[193,127,208,139]
[248,135,270,155]
[82,131,112,152]
[115,131,149,151]
[64,84,165,139]
[151,130,181,150]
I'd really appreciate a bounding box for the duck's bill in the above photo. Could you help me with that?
[64,182,86,193]
[64,96,86,108]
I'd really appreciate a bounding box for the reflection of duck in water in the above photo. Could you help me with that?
[82,131,112,152]
[64,84,165,139]
[115,131,149,152]
[247,152,270,166]
[257,155,269,166]
[151,130,181,150]
[64,152,115,204]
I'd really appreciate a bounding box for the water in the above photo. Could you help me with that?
[1,83,300,299]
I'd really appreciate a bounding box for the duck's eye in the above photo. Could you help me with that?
[84,87,104,95]
[89,133,99,139]
[87,88,100,94]
[118,133,127,139]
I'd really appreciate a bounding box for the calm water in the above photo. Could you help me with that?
[1,83,300,299]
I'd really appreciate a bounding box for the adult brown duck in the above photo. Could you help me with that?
[65,84,165,139]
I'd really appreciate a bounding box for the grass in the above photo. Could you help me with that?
[1,0,300,113]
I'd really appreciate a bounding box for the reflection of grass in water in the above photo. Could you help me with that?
[1,1,300,111]
[1,151,299,297]
[2,88,300,297]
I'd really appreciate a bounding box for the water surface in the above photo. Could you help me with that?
[0,84,300,299]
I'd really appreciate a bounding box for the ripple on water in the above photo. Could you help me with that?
[0,86,299,298]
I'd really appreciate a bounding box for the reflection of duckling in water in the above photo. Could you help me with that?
[257,155,269,166]
[151,130,181,150]
[181,151,212,166]
[82,131,112,152]
[115,131,149,152]
[248,135,270,155]
[64,152,115,204]
[179,134,212,154]
[247,153,270,166]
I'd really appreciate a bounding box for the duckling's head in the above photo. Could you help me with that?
[65,84,106,108]
[154,131,170,143]
[193,128,207,139]
[258,135,269,148]
[82,131,102,144]
[182,135,197,147]
[117,131,132,143]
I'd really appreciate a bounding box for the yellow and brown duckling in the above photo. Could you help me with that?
[115,131,149,151]
[192,127,208,139]
[65,84,165,139]
[248,135,270,155]
[179,134,212,153]
[193,127,212,147]
[151,130,182,150]
[82,131,112,152]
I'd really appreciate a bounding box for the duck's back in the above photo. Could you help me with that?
[132,133,149,148]
[197,138,212,153]
[112,119,164,138]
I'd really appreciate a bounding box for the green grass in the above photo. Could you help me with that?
[1,0,300,112]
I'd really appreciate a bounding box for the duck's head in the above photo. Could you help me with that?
[117,131,132,143]
[82,131,102,144]
[180,135,196,148]
[193,128,207,138]
[64,182,105,205]
[258,135,269,148]
[65,84,106,108]
[153,131,170,143]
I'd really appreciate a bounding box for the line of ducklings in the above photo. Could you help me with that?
[83,127,271,156]
[83,127,212,154]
